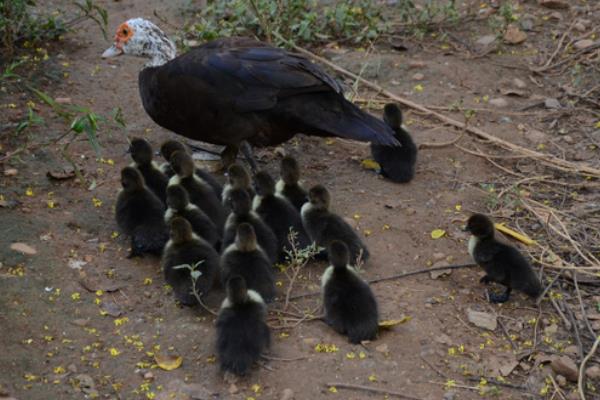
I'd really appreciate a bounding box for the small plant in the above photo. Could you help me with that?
[184,0,389,47]
[393,0,460,36]
[173,260,217,315]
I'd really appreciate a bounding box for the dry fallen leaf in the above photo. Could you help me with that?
[430,229,446,239]
[378,316,412,330]
[504,24,527,45]
[361,159,381,171]
[154,353,183,371]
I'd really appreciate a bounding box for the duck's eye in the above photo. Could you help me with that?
[121,28,128,36]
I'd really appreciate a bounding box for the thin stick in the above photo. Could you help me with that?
[277,36,600,178]
[260,354,306,362]
[289,263,477,300]
[574,273,596,338]
[324,382,422,400]
[579,335,600,400]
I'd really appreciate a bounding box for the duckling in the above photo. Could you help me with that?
[129,138,169,203]
[222,163,255,207]
[162,217,219,305]
[159,139,223,199]
[221,223,275,302]
[370,103,417,183]
[321,240,378,344]
[165,185,220,248]
[275,156,308,211]
[115,166,168,257]
[168,150,226,232]
[222,188,278,263]
[253,170,310,258]
[216,275,270,376]
[301,185,370,263]
[465,213,542,303]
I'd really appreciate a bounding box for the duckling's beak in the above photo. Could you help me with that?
[102,44,123,58]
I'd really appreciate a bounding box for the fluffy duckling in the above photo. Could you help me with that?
[275,156,308,211]
[466,214,542,303]
[221,223,275,302]
[129,138,168,203]
[222,188,278,263]
[301,185,370,263]
[370,103,417,183]
[321,241,378,343]
[165,185,220,248]
[162,217,219,306]
[115,166,168,257]
[159,139,223,199]
[222,163,255,207]
[168,150,226,231]
[253,170,310,258]
[216,275,270,376]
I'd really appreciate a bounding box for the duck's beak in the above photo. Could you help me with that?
[102,44,123,58]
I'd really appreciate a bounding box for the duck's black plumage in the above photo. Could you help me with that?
[222,188,278,263]
[221,223,275,302]
[466,214,542,303]
[165,184,220,248]
[159,139,223,199]
[129,138,168,203]
[115,166,168,257]
[276,156,308,211]
[253,170,310,259]
[301,185,369,263]
[322,241,378,343]
[137,37,398,158]
[216,275,270,376]
[370,104,417,183]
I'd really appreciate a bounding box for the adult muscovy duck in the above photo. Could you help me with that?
[102,18,398,167]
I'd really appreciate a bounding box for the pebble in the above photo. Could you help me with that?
[544,98,561,109]
[586,365,600,379]
[408,60,426,69]
[562,135,574,144]
[573,22,586,32]
[513,78,527,89]
[476,35,496,46]
[550,356,578,381]
[280,388,294,400]
[412,72,424,81]
[10,242,37,255]
[375,343,389,353]
[489,98,509,108]
[467,309,497,331]
[556,374,567,387]
[574,39,594,50]
[443,390,457,400]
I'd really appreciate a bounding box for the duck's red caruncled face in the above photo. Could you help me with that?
[114,22,134,50]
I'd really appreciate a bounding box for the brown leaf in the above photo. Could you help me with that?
[47,167,76,180]
[504,25,527,45]
[538,0,569,9]
[10,242,37,255]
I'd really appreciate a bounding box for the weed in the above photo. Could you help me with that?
[393,0,460,37]
[184,0,389,47]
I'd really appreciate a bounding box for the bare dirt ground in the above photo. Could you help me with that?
[1,0,600,399]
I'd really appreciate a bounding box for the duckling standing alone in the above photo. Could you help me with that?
[115,166,168,257]
[161,217,219,306]
[253,170,310,258]
[275,156,308,211]
[216,275,270,376]
[222,188,278,263]
[221,164,255,207]
[168,150,226,232]
[465,213,542,303]
[221,223,275,302]
[165,185,220,248]
[159,139,223,199]
[301,185,370,263]
[129,138,168,203]
[370,103,417,183]
[321,241,379,343]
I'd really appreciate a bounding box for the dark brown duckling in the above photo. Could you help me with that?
[129,137,168,203]
[275,155,308,211]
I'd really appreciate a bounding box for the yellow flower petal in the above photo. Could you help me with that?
[154,353,182,371]
[430,229,446,239]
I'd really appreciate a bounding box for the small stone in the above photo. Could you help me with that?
[467,309,497,331]
[544,98,561,109]
[67,364,78,373]
[432,252,445,261]
[564,346,579,356]
[556,375,567,387]
[228,384,238,394]
[513,78,527,89]
[573,22,586,32]
[504,24,527,44]
[574,39,594,50]
[586,365,600,379]
[550,356,578,382]
[375,343,389,353]
[55,97,72,104]
[280,388,294,400]
[476,35,496,47]
[435,333,452,345]
[71,318,90,327]
[538,0,570,9]
[489,98,509,108]
[520,18,534,31]
[443,390,457,400]
[562,135,574,144]
[549,11,563,20]
[412,72,424,81]
[10,242,37,255]
[408,60,426,69]
[3,168,17,176]
[144,372,154,380]
[544,324,558,335]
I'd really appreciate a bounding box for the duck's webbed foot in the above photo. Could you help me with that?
[240,140,258,174]
[487,287,511,303]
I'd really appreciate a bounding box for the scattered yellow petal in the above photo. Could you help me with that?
[358,351,366,359]
[382,224,390,231]
[363,229,372,237]
[71,292,81,301]
[324,138,335,145]
[25,187,34,197]
[92,197,102,207]
[251,384,261,393]
[111,231,119,239]
[47,200,56,208]
[206,355,216,363]
[353,214,361,220]
[279,332,289,338]
[346,352,356,359]
[144,278,153,285]
[114,317,129,327]
[414,84,424,92]
[154,353,182,370]
[368,373,377,382]
[455,204,462,211]
[108,348,121,357]
[276,280,283,287]
[53,366,65,374]
[328,386,338,393]
[361,159,381,171]
[430,229,446,239]
[595,121,600,129]
[314,343,339,353]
